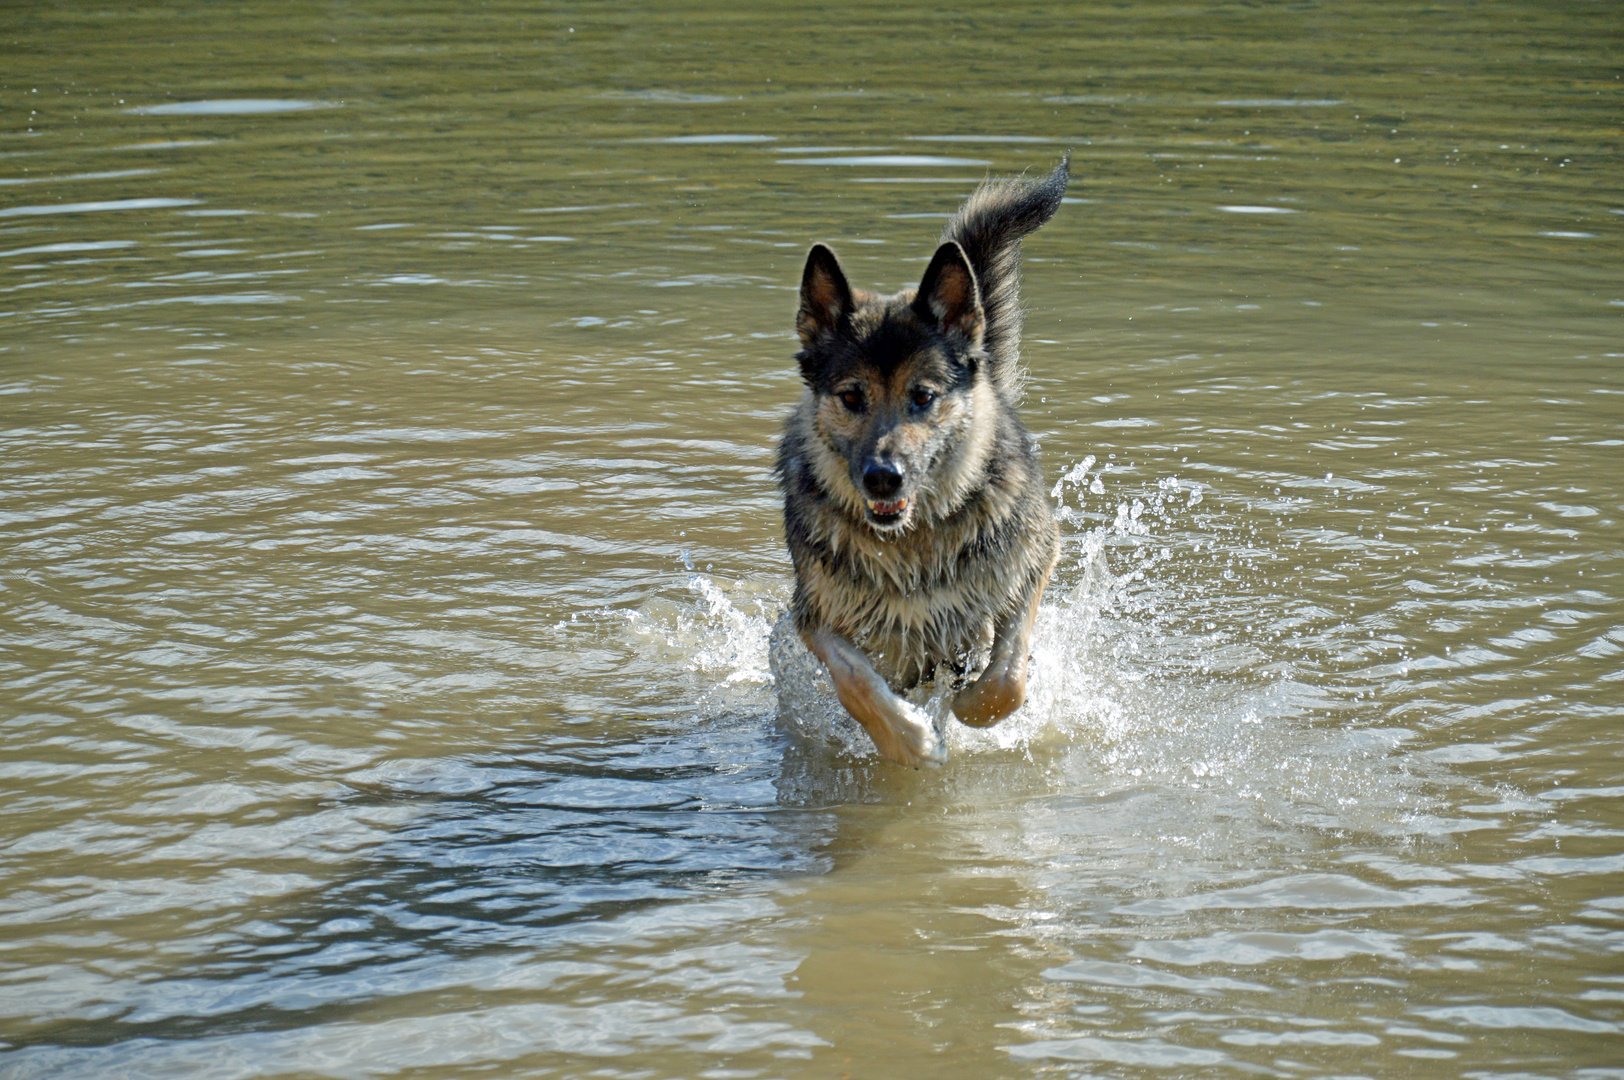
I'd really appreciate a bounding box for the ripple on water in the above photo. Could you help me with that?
[123,99,342,115]
[0,197,201,218]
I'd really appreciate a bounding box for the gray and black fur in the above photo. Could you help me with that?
[775,158,1068,765]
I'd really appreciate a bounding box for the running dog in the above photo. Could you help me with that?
[776,157,1068,767]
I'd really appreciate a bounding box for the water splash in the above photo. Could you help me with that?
[649,457,1435,834]
[623,574,777,708]
[687,574,774,685]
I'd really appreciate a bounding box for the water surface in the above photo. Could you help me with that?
[2,2,1621,1077]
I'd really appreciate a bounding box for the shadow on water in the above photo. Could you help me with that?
[5,717,854,1054]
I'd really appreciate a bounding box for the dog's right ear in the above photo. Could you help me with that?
[796,244,853,350]
[913,241,984,344]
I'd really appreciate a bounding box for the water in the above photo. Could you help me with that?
[3,2,1621,1076]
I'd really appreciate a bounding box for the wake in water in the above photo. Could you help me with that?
[629,456,1440,836]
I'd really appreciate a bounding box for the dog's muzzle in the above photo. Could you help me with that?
[860,460,908,527]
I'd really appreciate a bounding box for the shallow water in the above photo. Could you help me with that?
[3,2,1622,1077]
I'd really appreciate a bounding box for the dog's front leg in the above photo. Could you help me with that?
[953,566,1051,728]
[802,627,948,768]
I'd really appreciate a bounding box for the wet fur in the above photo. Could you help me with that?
[776,158,1068,762]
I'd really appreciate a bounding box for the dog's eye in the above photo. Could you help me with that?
[837,389,864,412]
[911,389,937,410]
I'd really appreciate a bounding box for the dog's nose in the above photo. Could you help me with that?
[862,460,904,498]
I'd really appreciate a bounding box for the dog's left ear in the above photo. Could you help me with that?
[913,241,984,343]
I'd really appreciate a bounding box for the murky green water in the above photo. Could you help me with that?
[3,2,1621,1076]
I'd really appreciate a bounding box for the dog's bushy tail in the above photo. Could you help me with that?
[940,155,1068,397]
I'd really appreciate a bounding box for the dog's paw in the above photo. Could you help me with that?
[886,700,949,769]
[952,670,1025,728]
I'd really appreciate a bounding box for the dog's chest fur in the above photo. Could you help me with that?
[779,395,1057,688]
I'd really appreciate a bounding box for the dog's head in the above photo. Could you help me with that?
[792,241,996,535]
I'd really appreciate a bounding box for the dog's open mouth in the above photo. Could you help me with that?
[866,497,908,526]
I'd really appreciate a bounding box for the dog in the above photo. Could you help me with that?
[776,157,1068,767]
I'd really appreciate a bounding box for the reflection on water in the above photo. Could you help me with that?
[3,1,1621,1077]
